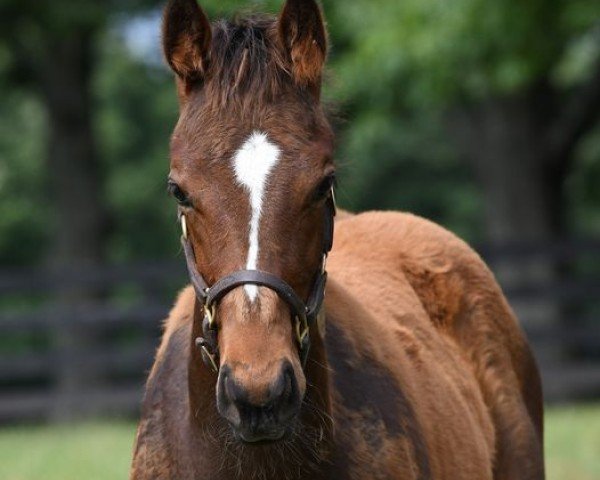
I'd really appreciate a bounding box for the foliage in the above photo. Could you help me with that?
[0,91,49,265]
[568,125,600,234]
[95,34,179,262]
[329,0,599,104]
[324,0,600,238]
[0,0,599,266]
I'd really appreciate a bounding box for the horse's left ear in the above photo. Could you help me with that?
[278,0,328,92]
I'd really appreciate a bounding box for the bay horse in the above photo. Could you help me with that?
[131,0,545,478]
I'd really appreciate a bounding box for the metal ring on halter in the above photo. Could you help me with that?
[330,186,337,214]
[180,213,188,240]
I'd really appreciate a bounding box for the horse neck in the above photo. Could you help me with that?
[186,303,334,480]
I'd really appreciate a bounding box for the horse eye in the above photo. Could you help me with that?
[313,174,336,202]
[168,181,191,206]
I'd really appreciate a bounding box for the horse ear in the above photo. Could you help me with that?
[278,0,328,90]
[162,0,211,83]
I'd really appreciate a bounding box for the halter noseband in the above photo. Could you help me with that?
[180,188,336,373]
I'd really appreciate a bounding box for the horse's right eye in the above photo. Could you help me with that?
[168,181,191,206]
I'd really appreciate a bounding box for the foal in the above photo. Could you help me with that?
[131,1,544,479]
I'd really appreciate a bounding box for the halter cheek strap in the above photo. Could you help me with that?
[180,189,336,373]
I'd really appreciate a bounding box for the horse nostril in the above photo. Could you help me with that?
[224,373,239,402]
[221,369,246,404]
[217,365,244,428]
[271,362,300,423]
[281,363,295,401]
[270,365,288,400]
[216,361,302,442]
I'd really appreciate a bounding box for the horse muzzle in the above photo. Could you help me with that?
[216,361,301,443]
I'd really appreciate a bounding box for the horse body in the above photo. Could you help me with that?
[326,212,543,479]
[132,212,543,479]
[132,1,544,478]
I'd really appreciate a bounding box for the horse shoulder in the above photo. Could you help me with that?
[324,275,496,479]
[131,287,195,480]
[376,211,544,476]
[330,211,544,479]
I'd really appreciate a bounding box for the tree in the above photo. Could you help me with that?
[0,0,168,269]
[1,2,106,269]
[326,0,600,336]
[0,0,166,418]
[328,0,600,240]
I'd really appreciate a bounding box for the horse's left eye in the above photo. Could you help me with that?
[168,181,191,206]
[313,174,336,202]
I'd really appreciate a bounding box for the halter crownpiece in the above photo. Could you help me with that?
[180,188,336,373]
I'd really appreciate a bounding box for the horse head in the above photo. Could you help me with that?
[162,0,334,444]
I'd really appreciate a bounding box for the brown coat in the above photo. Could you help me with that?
[131,211,544,480]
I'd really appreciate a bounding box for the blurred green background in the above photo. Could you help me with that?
[1,0,599,266]
[0,0,599,478]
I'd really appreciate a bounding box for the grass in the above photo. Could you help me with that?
[0,405,598,479]
[0,421,135,480]
[545,404,600,480]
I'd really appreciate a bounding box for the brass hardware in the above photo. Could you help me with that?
[201,345,219,373]
[204,303,216,328]
[180,214,188,240]
[195,337,219,373]
[330,187,337,215]
[295,315,309,345]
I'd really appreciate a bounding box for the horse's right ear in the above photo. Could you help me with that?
[162,0,211,84]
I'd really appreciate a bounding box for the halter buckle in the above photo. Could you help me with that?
[204,303,216,328]
[295,315,309,345]
[196,337,219,373]
[202,346,219,373]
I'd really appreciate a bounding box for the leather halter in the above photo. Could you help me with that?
[179,189,336,373]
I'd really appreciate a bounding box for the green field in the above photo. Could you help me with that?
[0,405,598,480]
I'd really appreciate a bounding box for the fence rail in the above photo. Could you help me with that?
[1,239,599,422]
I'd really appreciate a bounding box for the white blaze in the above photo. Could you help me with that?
[232,131,281,302]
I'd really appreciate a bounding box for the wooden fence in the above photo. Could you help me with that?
[0,240,599,422]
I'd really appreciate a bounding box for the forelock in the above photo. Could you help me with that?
[202,15,295,109]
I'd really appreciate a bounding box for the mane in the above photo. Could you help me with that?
[204,15,294,108]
